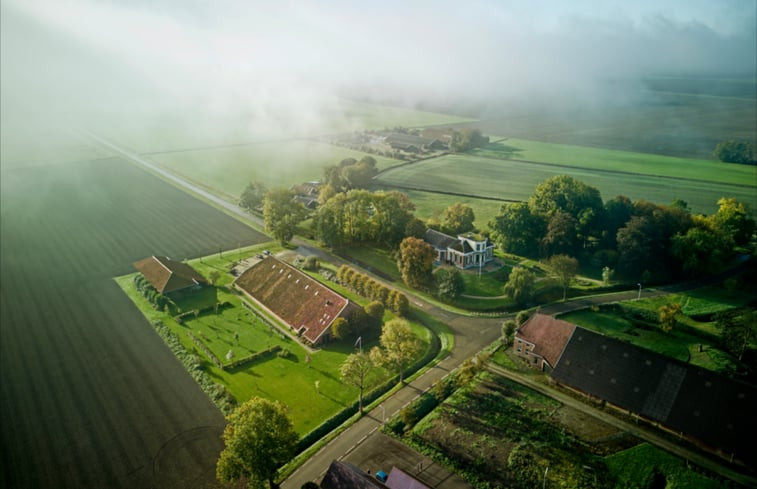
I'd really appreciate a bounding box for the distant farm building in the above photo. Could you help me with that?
[234,256,355,345]
[384,133,446,153]
[291,181,322,209]
[133,255,207,295]
[320,460,429,489]
[424,229,495,270]
[515,314,757,465]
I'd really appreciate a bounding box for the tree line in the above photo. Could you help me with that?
[490,175,755,282]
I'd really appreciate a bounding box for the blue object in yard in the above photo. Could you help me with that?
[375,470,388,482]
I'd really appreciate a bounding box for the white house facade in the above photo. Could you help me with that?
[424,229,495,270]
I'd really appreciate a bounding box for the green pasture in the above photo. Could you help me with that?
[622,283,756,320]
[0,156,269,488]
[605,443,719,489]
[559,309,735,372]
[473,137,757,187]
[377,153,757,214]
[149,140,398,199]
[381,188,504,231]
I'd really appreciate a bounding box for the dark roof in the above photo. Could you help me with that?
[552,327,757,462]
[234,256,348,344]
[133,255,207,294]
[384,133,432,148]
[386,467,430,489]
[321,461,389,489]
[516,314,575,368]
[424,229,458,251]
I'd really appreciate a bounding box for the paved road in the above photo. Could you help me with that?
[87,133,752,488]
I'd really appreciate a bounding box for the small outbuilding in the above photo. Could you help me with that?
[133,255,207,295]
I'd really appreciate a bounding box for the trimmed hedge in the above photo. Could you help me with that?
[149,320,236,414]
[223,345,282,371]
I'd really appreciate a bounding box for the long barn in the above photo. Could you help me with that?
[234,256,355,345]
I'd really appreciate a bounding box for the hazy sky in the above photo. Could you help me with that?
[2,0,755,122]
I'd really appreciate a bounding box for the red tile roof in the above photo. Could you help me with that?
[133,255,207,294]
[516,314,576,368]
[234,256,348,344]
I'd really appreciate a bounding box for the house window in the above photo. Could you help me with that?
[533,356,538,364]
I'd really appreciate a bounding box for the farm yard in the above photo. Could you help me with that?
[0,155,268,489]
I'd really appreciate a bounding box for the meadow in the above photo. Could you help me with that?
[0,156,268,489]
[98,99,473,154]
[149,140,398,200]
[376,153,757,214]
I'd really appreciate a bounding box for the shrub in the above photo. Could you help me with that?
[302,256,319,271]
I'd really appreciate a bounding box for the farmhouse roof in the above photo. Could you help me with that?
[234,256,348,344]
[321,460,389,489]
[424,228,459,251]
[133,255,207,294]
[386,467,430,489]
[516,314,575,368]
[552,327,757,462]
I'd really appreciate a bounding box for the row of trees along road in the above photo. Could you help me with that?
[490,175,755,282]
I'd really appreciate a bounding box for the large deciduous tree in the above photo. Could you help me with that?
[434,267,465,300]
[713,140,755,164]
[216,397,298,489]
[717,310,757,361]
[503,267,536,305]
[711,197,755,246]
[263,188,306,244]
[339,352,374,414]
[489,202,546,257]
[397,237,436,289]
[441,203,476,235]
[544,254,579,301]
[240,180,268,210]
[369,318,421,384]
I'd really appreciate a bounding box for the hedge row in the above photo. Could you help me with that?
[187,332,223,368]
[149,320,236,414]
[223,345,282,371]
[134,274,172,310]
[337,265,409,315]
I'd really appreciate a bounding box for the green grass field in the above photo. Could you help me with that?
[559,309,735,372]
[605,443,720,489]
[473,138,757,187]
[0,156,269,489]
[149,140,398,199]
[377,153,757,214]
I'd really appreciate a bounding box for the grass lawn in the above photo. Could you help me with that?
[149,140,399,200]
[605,443,720,489]
[472,137,757,187]
[622,283,757,319]
[118,247,436,435]
[459,265,510,297]
[383,188,505,232]
[377,153,756,215]
[560,309,736,372]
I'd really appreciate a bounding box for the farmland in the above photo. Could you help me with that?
[405,370,720,488]
[0,156,268,489]
[97,100,474,154]
[149,140,398,200]
[462,81,756,160]
[376,153,757,214]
